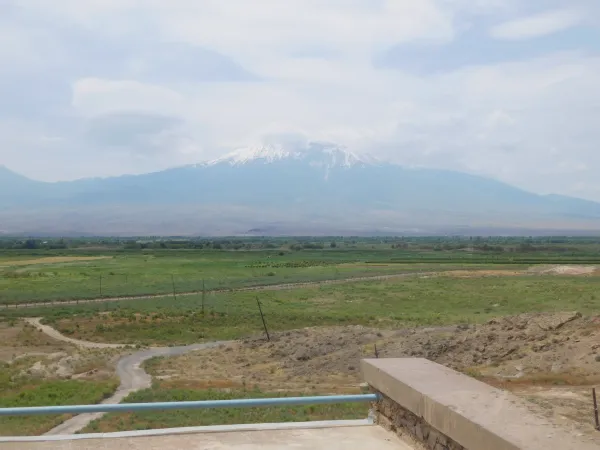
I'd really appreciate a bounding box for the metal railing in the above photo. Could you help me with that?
[0,394,379,417]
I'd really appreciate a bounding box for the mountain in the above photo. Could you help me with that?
[2,143,600,235]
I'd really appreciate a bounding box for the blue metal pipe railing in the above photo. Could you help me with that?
[0,394,379,416]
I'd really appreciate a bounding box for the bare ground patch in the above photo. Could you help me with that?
[0,256,111,267]
[145,325,393,394]
[0,320,124,382]
[528,265,597,276]
[425,266,597,279]
[0,320,70,362]
[150,311,600,434]
[438,269,524,278]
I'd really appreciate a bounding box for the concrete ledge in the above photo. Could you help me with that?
[362,358,600,450]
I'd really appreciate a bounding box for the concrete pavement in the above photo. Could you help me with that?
[3,425,412,449]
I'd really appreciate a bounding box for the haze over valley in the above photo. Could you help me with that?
[2,143,600,235]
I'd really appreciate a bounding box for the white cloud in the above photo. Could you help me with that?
[0,22,64,73]
[13,1,455,71]
[158,1,454,60]
[1,1,600,201]
[490,9,583,40]
[72,78,185,117]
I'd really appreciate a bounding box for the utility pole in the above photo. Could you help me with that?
[256,297,270,341]
[201,279,206,316]
[171,275,177,302]
[593,388,600,431]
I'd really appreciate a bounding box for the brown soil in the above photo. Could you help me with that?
[0,321,67,362]
[528,265,598,276]
[25,318,125,349]
[437,269,523,278]
[152,311,600,434]
[147,325,394,394]
[0,320,122,382]
[495,384,597,434]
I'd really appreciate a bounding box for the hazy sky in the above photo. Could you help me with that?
[2,1,600,200]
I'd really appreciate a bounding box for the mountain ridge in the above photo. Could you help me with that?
[2,143,600,235]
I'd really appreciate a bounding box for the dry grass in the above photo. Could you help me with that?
[473,371,600,389]
[468,367,600,436]
[0,320,124,380]
[425,266,599,279]
[0,256,111,267]
[437,269,524,278]
[144,312,600,436]
[0,320,68,361]
[0,320,125,435]
[513,385,600,436]
[527,265,597,276]
[144,325,392,394]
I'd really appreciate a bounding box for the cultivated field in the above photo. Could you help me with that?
[0,251,479,305]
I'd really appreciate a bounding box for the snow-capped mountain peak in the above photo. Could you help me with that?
[205,144,298,166]
[204,142,380,168]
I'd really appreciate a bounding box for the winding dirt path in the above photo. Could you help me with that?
[25,318,227,435]
[9,271,439,310]
[24,318,125,349]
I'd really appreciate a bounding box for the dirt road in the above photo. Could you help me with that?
[25,319,227,435]
[24,318,125,349]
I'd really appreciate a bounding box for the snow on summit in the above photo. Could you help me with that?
[204,143,380,168]
[206,144,297,165]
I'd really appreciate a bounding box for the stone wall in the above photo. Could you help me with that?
[362,358,600,450]
[372,393,465,450]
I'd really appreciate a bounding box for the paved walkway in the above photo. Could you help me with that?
[3,425,412,449]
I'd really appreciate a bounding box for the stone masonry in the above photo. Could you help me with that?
[372,393,465,450]
[362,358,600,450]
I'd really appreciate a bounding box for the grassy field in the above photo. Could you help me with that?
[2,245,600,435]
[12,271,599,345]
[2,245,600,306]
[0,379,118,436]
[82,384,367,433]
[0,251,486,305]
